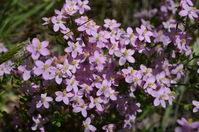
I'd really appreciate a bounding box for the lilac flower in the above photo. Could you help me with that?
[33,59,54,80]
[61,28,74,40]
[125,27,137,46]
[78,0,91,14]
[26,38,50,60]
[18,65,31,81]
[31,114,45,131]
[109,40,119,55]
[123,115,136,129]
[89,31,109,48]
[95,79,112,96]
[104,88,117,101]
[131,71,142,86]
[52,66,63,84]
[55,90,74,105]
[60,59,73,77]
[136,25,153,43]
[89,96,103,111]
[156,71,170,85]
[197,61,199,74]
[66,76,79,92]
[75,16,89,25]
[51,15,66,32]
[89,51,106,71]
[140,64,153,76]
[83,117,96,132]
[152,87,174,108]
[77,19,99,35]
[104,19,121,30]
[42,17,51,25]
[65,41,83,58]
[171,64,184,80]
[143,76,156,90]
[175,118,199,132]
[115,48,135,66]
[73,100,88,117]
[179,2,199,20]
[71,91,83,103]
[192,100,199,113]
[36,93,53,109]
[79,83,93,95]
[0,61,13,76]
[102,124,115,132]
[64,1,79,16]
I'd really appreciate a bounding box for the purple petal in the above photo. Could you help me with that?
[40,48,50,56]
[53,24,59,32]
[119,57,126,66]
[43,102,49,109]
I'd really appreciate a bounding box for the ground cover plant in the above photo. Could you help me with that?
[0,0,199,132]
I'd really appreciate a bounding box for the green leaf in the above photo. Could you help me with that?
[0,40,30,64]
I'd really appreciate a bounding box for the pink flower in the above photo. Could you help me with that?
[95,79,111,96]
[143,76,156,90]
[42,17,51,25]
[33,59,55,80]
[26,38,50,60]
[175,118,199,132]
[83,117,96,132]
[73,100,88,117]
[104,19,121,30]
[78,0,91,14]
[18,65,31,81]
[36,93,53,109]
[64,41,83,58]
[0,61,13,76]
[55,90,74,105]
[125,27,137,46]
[51,15,66,32]
[152,87,174,108]
[104,88,117,101]
[89,31,110,48]
[31,114,45,131]
[61,28,74,40]
[192,100,199,113]
[156,71,170,85]
[115,48,135,66]
[179,2,199,20]
[171,64,184,80]
[102,124,115,132]
[89,96,103,111]
[64,1,79,16]
[136,25,153,43]
[66,76,79,92]
[89,51,106,71]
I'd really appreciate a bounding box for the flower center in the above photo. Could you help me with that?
[63,90,67,97]
[41,97,46,101]
[81,103,86,108]
[124,49,129,56]
[84,123,89,128]
[43,64,50,70]
[71,79,76,85]
[102,85,108,90]
[37,42,42,50]
[64,65,69,70]
[130,33,134,38]
[94,98,99,103]
[95,58,101,63]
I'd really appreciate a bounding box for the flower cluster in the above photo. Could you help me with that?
[1,0,199,131]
